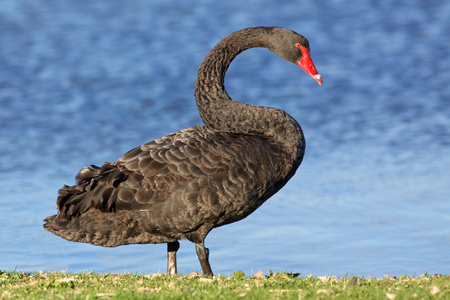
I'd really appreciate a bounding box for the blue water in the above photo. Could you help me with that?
[1,0,449,277]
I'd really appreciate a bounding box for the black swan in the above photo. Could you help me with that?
[43,26,322,276]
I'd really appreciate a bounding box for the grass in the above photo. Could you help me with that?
[1,269,449,299]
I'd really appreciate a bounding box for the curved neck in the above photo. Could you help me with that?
[194,27,303,147]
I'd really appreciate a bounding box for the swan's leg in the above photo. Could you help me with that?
[167,241,180,275]
[195,242,213,276]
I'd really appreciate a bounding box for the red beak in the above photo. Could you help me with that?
[297,46,322,85]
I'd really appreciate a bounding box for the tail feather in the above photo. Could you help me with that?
[75,164,102,183]
[55,163,129,219]
[43,162,177,246]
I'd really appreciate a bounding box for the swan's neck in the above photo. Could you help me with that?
[194,27,304,149]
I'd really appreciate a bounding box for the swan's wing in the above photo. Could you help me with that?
[53,126,286,234]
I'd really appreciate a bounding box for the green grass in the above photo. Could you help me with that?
[1,269,449,299]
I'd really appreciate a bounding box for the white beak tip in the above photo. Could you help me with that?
[313,74,323,85]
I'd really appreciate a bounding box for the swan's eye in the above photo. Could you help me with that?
[295,43,302,49]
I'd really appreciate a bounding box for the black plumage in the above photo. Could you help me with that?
[43,26,322,275]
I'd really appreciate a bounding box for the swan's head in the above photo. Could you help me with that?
[270,27,323,85]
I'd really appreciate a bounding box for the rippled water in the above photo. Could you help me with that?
[1,0,449,277]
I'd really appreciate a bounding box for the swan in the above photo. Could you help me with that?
[44,26,322,276]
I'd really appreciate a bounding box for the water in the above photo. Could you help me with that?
[1,0,449,277]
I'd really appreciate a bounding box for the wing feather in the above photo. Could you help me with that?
[51,125,291,239]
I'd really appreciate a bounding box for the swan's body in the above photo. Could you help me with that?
[44,26,322,275]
